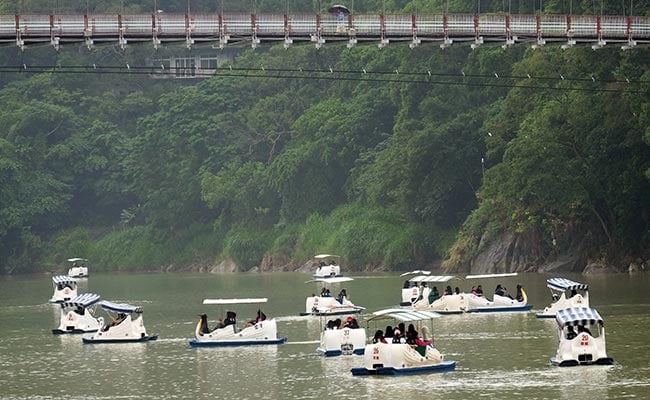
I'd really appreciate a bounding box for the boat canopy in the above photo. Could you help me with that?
[314,254,339,259]
[465,273,518,279]
[547,277,588,291]
[67,258,88,262]
[203,298,268,305]
[408,275,454,283]
[62,293,100,308]
[399,270,432,277]
[305,277,353,284]
[100,300,143,314]
[52,275,78,285]
[556,307,604,327]
[367,308,441,323]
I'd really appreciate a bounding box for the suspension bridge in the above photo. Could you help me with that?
[2,12,649,51]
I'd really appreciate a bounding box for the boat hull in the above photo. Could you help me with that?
[467,304,533,313]
[82,335,158,344]
[351,360,456,376]
[550,357,614,367]
[189,337,287,347]
[52,328,97,335]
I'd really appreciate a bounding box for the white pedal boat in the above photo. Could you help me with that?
[82,301,158,343]
[302,277,364,316]
[536,278,589,318]
[550,307,613,367]
[313,254,342,278]
[189,298,287,347]
[317,316,366,356]
[465,283,532,313]
[52,293,101,334]
[351,309,456,376]
[399,273,453,308]
[49,275,78,303]
[67,257,89,278]
[402,273,532,313]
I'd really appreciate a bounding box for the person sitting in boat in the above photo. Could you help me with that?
[221,311,236,329]
[403,280,410,289]
[471,286,477,295]
[566,325,577,340]
[108,313,126,329]
[373,330,387,344]
[75,305,85,315]
[577,325,592,336]
[454,287,460,295]
[406,324,418,345]
[199,314,211,335]
[385,325,394,338]
[444,285,453,295]
[495,284,505,296]
[415,282,427,302]
[256,309,267,322]
[392,329,406,344]
[429,286,440,303]
[337,289,348,304]
[515,284,524,302]
[476,285,483,296]
[344,316,359,329]
[570,289,578,298]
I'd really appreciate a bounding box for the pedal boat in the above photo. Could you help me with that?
[431,274,531,313]
[536,278,589,318]
[351,308,456,376]
[550,307,613,367]
[66,257,89,278]
[313,254,342,278]
[49,275,78,303]
[302,277,365,316]
[52,293,101,334]
[399,273,455,311]
[317,316,366,356]
[189,298,287,347]
[82,301,158,343]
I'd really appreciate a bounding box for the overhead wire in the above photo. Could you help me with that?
[0,64,646,93]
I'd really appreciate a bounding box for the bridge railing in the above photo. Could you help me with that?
[3,12,649,49]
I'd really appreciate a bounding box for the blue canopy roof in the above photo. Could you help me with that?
[52,275,78,285]
[62,293,100,308]
[547,277,588,291]
[556,307,604,327]
[100,300,143,314]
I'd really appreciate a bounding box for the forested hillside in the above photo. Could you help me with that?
[1,0,648,274]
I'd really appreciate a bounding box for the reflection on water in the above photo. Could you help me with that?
[1,272,650,399]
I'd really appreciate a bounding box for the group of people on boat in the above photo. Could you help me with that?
[565,324,592,340]
[494,284,525,302]
[372,323,434,355]
[320,287,350,305]
[325,316,359,330]
[199,309,268,334]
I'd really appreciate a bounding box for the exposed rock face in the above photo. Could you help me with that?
[582,261,623,274]
[209,257,239,273]
[468,231,545,274]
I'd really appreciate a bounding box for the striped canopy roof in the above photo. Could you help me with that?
[100,300,143,314]
[409,275,454,283]
[547,277,588,291]
[367,308,441,323]
[52,275,78,285]
[62,293,100,308]
[556,307,604,327]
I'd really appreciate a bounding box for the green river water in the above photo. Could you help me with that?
[0,272,648,399]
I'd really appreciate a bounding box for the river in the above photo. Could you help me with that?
[0,272,648,399]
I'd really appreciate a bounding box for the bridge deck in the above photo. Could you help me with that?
[2,13,648,50]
